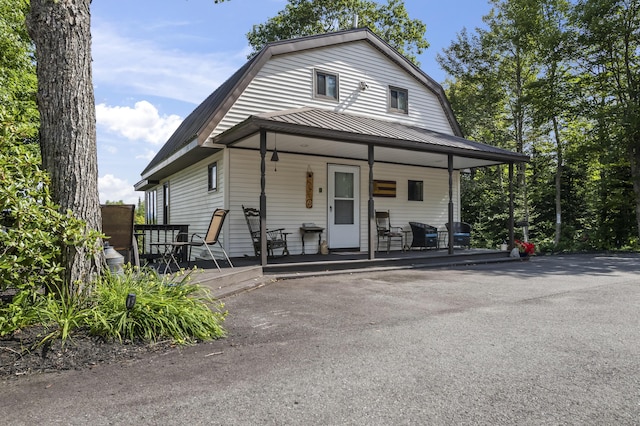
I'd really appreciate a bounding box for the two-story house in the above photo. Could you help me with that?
[135,28,528,264]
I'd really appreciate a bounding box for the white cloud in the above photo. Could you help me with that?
[136,149,157,162]
[99,174,140,205]
[92,23,245,105]
[96,101,182,145]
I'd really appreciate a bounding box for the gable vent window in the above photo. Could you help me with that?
[389,86,408,114]
[315,70,338,100]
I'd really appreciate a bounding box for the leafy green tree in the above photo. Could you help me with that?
[0,0,38,142]
[246,0,428,64]
[438,0,544,246]
[572,0,640,240]
[525,0,574,246]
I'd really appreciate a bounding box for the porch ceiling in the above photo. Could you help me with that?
[211,107,529,170]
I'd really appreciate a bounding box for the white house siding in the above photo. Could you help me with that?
[370,163,460,248]
[211,41,453,141]
[163,151,228,260]
[227,148,459,257]
[156,185,165,225]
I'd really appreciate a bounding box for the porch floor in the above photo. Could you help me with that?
[158,247,526,299]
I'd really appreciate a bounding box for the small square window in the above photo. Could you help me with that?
[315,70,338,100]
[389,86,408,114]
[208,162,217,191]
[408,180,423,201]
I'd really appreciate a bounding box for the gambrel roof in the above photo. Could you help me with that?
[137,28,528,189]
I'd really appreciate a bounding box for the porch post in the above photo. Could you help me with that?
[368,144,375,260]
[508,162,515,249]
[259,129,268,266]
[448,154,454,255]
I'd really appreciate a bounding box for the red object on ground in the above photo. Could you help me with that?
[515,239,535,255]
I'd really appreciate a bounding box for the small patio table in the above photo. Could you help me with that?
[150,242,182,274]
[300,226,324,255]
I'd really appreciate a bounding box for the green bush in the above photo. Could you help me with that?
[0,140,100,295]
[88,267,226,344]
[35,285,93,346]
[0,266,227,346]
[0,291,42,337]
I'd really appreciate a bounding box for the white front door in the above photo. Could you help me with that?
[327,164,360,249]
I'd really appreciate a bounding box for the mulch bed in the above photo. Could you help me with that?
[0,326,175,379]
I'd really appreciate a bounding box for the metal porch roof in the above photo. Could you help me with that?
[213,107,529,169]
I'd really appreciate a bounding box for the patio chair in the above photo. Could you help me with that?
[101,204,139,266]
[408,222,438,250]
[375,210,404,253]
[242,205,290,258]
[446,221,471,248]
[166,208,233,272]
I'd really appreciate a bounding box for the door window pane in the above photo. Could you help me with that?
[335,200,354,224]
[334,172,353,198]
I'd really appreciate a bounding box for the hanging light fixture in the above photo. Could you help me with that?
[270,133,279,170]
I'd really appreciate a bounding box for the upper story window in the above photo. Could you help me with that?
[208,162,218,192]
[389,86,408,114]
[315,69,338,100]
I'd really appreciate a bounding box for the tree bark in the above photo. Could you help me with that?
[27,0,102,288]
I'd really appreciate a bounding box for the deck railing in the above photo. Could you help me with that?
[134,224,189,263]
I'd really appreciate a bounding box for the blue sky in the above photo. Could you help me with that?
[92,0,492,204]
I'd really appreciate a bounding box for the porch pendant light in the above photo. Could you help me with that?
[270,134,279,171]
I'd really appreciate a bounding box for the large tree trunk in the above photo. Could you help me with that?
[27,0,102,288]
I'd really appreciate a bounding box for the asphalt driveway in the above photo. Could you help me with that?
[3,253,640,425]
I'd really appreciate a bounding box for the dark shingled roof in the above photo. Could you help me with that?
[141,57,258,175]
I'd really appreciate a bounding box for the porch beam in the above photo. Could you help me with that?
[448,154,454,255]
[509,162,515,249]
[368,144,375,260]
[259,129,268,266]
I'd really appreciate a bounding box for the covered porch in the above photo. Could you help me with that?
[212,107,530,266]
